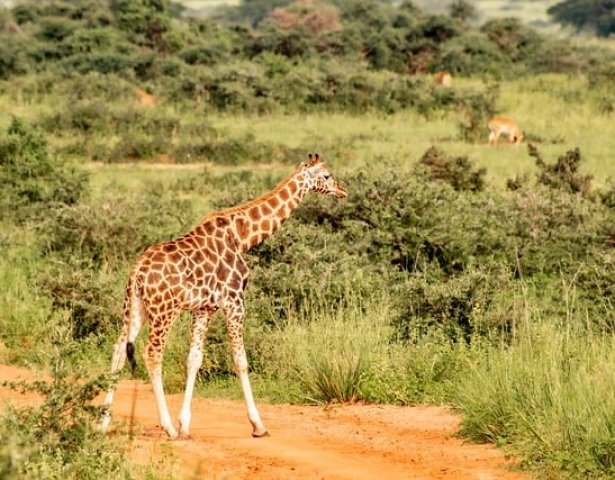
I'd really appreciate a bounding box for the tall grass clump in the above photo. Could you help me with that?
[260,293,464,405]
[457,308,615,478]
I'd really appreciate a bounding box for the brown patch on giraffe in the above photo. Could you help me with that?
[216,217,230,228]
[204,221,217,235]
[261,219,271,231]
[223,250,235,266]
[249,207,261,221]
[227,275,241,290]
[206,237,216,253]
[235,217,250,240]
[214,238,225,255]
[261,204,272,216]
[169,252,183,263]
[224,230,238,250]
[203,248,217,266]
[279,188,290,200]
[162,244,177,253]
[147,271,163,285]
[216,262,230,281]
[192,250,205,263]
[177,240,191,251]
[288,181,298,194]
[235,258,248,276]
[183,236,200,250]
[192,225,205,236]
[267,197,280,209]
[276,206,288,220]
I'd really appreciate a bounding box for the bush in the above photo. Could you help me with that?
[0,344,129,479]
[39,183,193,338]
[42,184,193,270]
[0,117,88,222]
[529,143,593,197]
[456,85,498,142]
[418,146,486,192]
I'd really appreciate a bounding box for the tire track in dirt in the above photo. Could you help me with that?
[0,365,530,479]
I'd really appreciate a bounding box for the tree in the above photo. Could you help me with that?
[110,0,172,51]
[548,0,615,37]
[448,0,477,25]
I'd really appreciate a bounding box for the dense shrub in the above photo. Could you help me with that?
[0,118,88,222]
[38,184,193,338]
[0,347,129,478]
[451,84,499,142]
[529,143,593,197]
[418,146,486,192]
[42,185,193,269]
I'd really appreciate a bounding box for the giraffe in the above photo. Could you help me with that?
[100,153,347,439]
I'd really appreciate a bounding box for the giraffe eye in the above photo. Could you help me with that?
[323,174,331,180]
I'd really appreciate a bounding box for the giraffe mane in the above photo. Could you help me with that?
[202,162,306,220]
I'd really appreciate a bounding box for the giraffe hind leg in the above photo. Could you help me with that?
[178,309,212,438]
[143,312,179,439]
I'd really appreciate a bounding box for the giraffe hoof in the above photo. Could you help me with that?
[252,430,270,438]
[178,434,193,441]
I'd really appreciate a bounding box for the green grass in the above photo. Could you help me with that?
[457,312,615,478]
[207,75,615,189]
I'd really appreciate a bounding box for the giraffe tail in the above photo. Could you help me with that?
[126,342,137,376]
[123,268,144,377]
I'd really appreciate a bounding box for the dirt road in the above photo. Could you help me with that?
[0,365,529,479]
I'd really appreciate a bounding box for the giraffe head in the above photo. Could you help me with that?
[301,153,347,199]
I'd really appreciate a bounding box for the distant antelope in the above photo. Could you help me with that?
[134,87,156,106]
[488,116,523,145]
[434,71,452,86]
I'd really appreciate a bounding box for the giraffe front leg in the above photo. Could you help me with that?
[178,309,211,439]
[225,303,269,437]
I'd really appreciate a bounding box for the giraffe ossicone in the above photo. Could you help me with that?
[100,154,347,439]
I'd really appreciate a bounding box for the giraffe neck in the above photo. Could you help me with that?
[199,168,311,253]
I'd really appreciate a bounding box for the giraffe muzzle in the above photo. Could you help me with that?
[333,182,347,198]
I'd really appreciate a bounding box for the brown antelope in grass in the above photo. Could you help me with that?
[434,71,452,86]
[134,87,156,106]
[488,116,523,146]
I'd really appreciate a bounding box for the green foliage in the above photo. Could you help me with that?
[455,85,498,142]
[110,0,176,52]
[303,350,365,403]
[549,0,615,37]
[0,0,609,114]
[448,0,477,24]
[418,146,486,192]
[529,143,593,198]
[42,185,193,269]
[38,184,193,338]
[0,344,130,479]
[0,118,88,222]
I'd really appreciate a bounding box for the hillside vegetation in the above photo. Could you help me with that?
[1,1,615,479]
